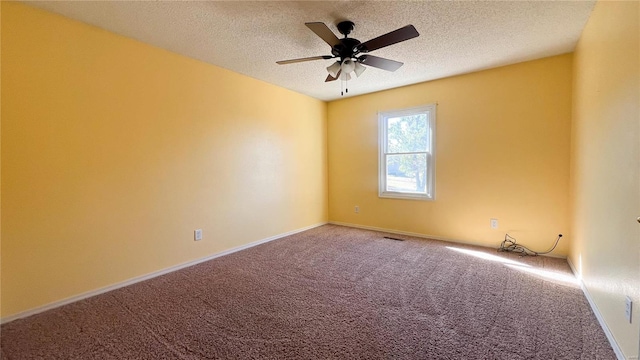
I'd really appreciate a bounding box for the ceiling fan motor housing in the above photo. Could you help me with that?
[331,38,361,61]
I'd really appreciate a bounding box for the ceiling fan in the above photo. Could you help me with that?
[277,21,419,87]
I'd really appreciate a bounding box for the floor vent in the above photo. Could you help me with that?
[383,236,405,241]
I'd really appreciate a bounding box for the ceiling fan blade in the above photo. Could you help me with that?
[357,25,419,53]
[359,55,404,72]
[325,70,341,82]
[277,55,333,65]
[305,22,341,47]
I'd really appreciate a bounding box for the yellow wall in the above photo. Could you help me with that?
[0,2,328,318]
[569,1,640,358]
[0,1,3,314]
[328,55,573,255]
[4,7,638,358]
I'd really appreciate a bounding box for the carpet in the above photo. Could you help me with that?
[1,224,616,359]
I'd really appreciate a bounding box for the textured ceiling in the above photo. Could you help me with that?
[27,1,595,101]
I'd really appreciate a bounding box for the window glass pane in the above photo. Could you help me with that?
[386,114,428,153]
[386,154,427,193]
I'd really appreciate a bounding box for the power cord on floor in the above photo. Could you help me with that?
[497,233,562,256]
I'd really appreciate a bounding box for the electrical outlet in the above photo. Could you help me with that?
[355,206,359,214]
[194,229,203,241]
[625,296,633,323]
[490,218,498,229]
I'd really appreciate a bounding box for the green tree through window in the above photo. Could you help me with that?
[379,104,435,200]
[387,114,428,192]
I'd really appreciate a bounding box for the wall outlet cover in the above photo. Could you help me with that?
[194,229,203,241]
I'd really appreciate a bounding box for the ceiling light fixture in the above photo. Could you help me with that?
[326,58,366,95]
[326,61,341,78]
[354,62,366,77]
[340,59,355,74]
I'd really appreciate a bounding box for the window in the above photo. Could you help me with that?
[378,104,436,200]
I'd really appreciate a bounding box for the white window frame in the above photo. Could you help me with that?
[378,104,436,201]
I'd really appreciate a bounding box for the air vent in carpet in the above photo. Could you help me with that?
[383,236,404,241]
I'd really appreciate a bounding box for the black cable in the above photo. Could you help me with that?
[497,233,562,256]
[536,234,563,255]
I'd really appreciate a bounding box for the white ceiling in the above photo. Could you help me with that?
[27,1,595,101]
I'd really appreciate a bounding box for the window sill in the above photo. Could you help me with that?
[378,192,434,201]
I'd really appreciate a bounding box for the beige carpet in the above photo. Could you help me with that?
[1,224,615,359]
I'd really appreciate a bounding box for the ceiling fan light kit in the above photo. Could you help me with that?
[326,61,341,77]
[340,59,356,74]
[277,20,420,96]
[353,62,366,77]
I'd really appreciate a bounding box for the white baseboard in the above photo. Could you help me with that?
[329,221,477,245]
[566,258,628,360]
[1,222,327,325]
[329,221,566,259]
